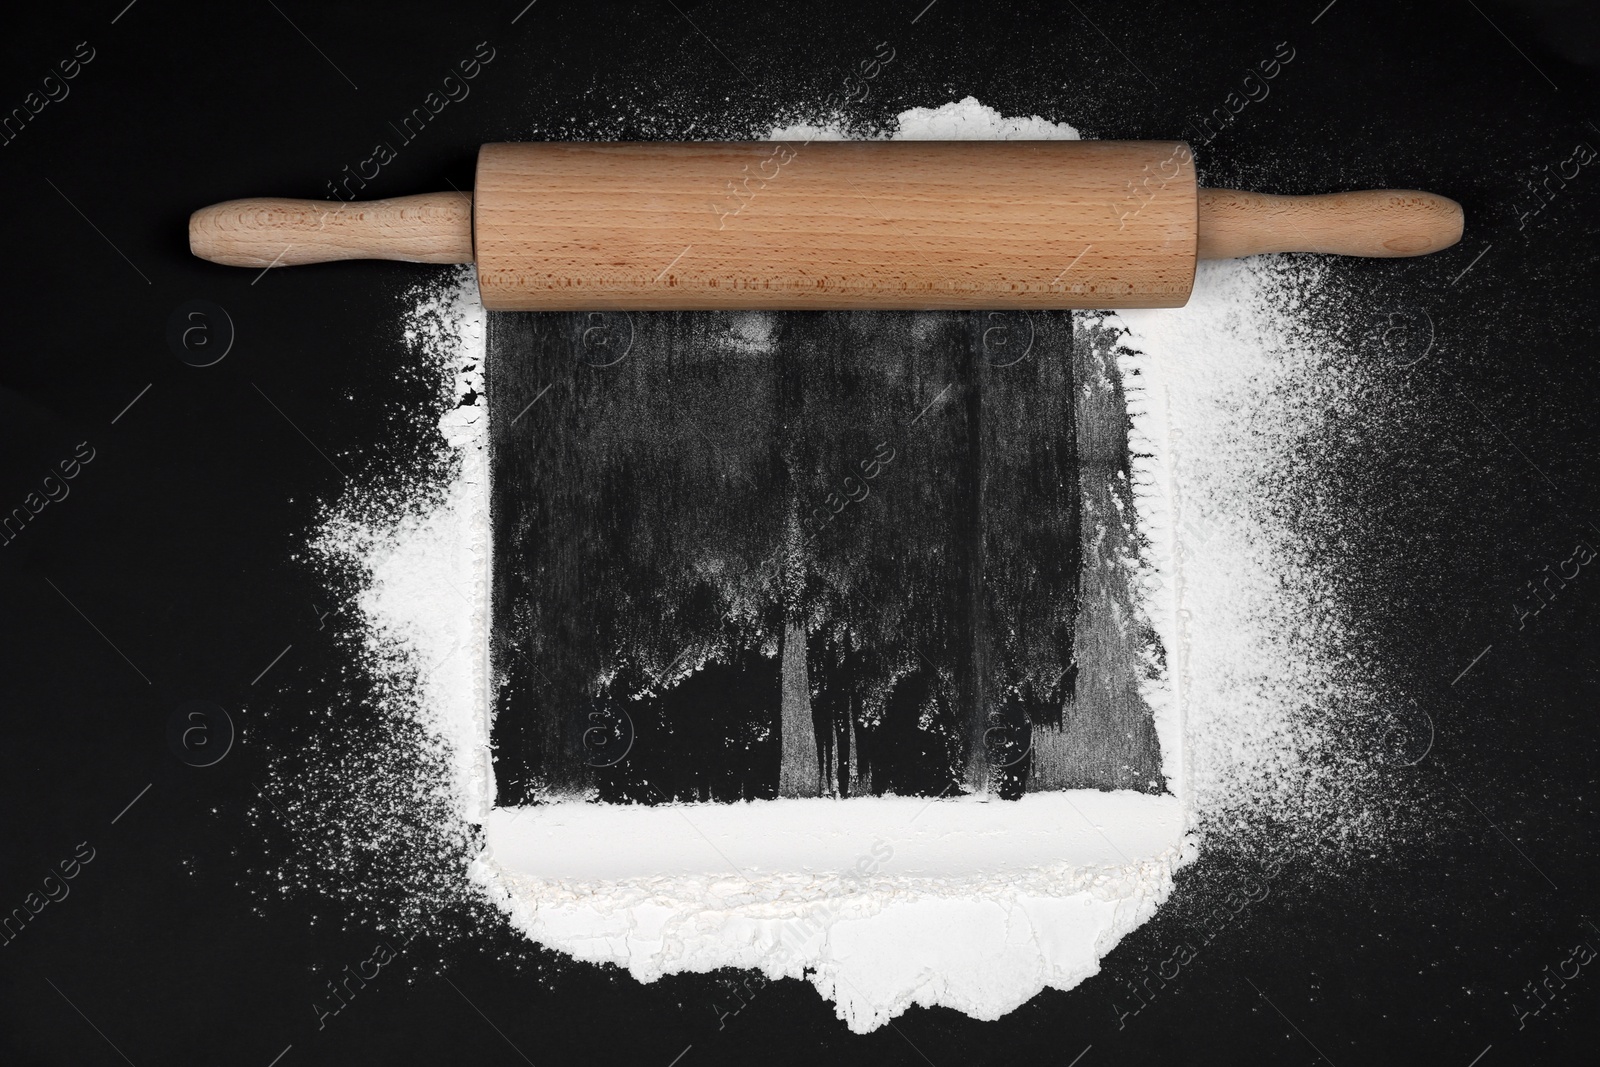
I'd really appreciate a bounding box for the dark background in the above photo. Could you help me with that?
[1,1,1597,1064]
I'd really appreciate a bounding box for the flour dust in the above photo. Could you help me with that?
[263,99,1411,1033]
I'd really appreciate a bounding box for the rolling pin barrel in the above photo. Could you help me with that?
[187,141,1463,310]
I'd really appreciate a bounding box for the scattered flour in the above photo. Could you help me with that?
[770,95,1080,143]
[297,99,1390,1032]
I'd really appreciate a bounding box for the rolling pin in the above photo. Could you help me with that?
[189,141,1463,310]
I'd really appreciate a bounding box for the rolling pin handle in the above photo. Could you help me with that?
[188,192,474,268]
[1197,188,1464,260]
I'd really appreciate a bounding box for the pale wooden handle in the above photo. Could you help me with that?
[1197,188,1463,259]
[188,192,473,267]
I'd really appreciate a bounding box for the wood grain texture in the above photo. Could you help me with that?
[473,140,1200,311]
[187,191,473,267]
[1197,188,1463,259]
[185,145,1465,305]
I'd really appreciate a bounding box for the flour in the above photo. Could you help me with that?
[1120,258,1404,855]
[770,96,1079,143]
[263,277,492,943]
[295,98,1393,1032]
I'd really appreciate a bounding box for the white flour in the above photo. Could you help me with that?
[304,98,1390,1032]
[773,96,1082,142]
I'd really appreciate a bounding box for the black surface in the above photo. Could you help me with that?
[486,309,1157,805]
[2,1,1598,1064]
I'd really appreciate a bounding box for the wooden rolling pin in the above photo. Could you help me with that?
[189,141,1463,310]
